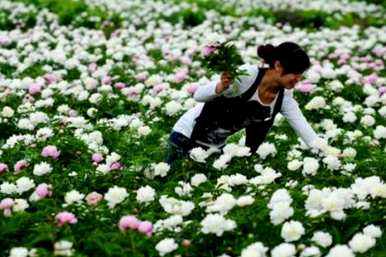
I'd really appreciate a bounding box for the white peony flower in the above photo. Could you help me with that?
[348,233,376,253]
[33,162,53,176]
[213,154,232,170]
[378,106,386,117]
[299,246,321,257]
[190,173,207,187]
[309,137,329,153]
[237,195,255,207]
[154,215,184,233]
[271,243,296,257]
[54,240,73,256]
[268,189,294,225]
[64,190,85,205]
[155,238,178,256]
[96,164,110,175]
[363,224,382,238]
[204,32,226,45]
[104,186,128,208]
[305,96,326,110]
[15,177,35,194]
[200,214,236,236]
[29,112,49,126]
[342,112,357,123]
[256,143,277,159]
[189,147,209,163]
[269,202,294,225]
[152,162,170,178]
[325,245,354,257]
[227,173,248,186]
[137,126,151,136]
[240,242,268,257]
[17,118,34,130]
[342,147,357,158]
[136,185,156,203]
[9,247,29,257]
[322,155,341,171]
[287,160,302,171]
[268,189,293,207]
[281,220,305,242]
[0,182,17,194]
[129,118,143,129]
[159,195,194,216]
[360,115,375,127]
[36,127,54,141]
[206,193,236,214]
[223,143,251,157]
[175,182,193,197]
[165,101,183,116]
[1,106,14,117]
[312,231,333,248]
[302,157,319,176]
[374,125,386,139]
[12,199,29,212]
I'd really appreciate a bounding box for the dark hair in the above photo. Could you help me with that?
[257,42,310,74]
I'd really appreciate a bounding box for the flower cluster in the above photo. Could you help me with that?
[118,215,153,237]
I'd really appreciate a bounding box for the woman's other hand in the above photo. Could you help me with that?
[215,71,233,95]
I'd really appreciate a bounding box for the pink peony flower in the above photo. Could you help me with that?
[0,198,14,209]
[29,83,41,95]
[338,58,348,65]
[135,72,147,81]
[114,82,126,90]
[41,145,60,159]
[137,221,153,237]
[186,83,199,94]
[92,153,104,163]
[373,47,386,57]
[35,183,51,198]
[111,30,121,38]
[180,56,192,65]
[174,70,188,83]
[3,208,12,217]
[110,162,122,171]
[379,86,386,95]
[102,76,112,85]
[0,163,9,174]
[363,73,378,84]
[328,53,338,59]
[360,56,371,63]
[153,84,166,94]
[340,53,350,60]
[0,35,11,45]
[85,192,103,206]
[88,63,97,73]
[125,86,141,97]
[296,81,315,93]
[44,73,57,84]
[202,46,217,57]
[0,198,14,217]
[118,215,140,232]
[14,160,28,173]
[55,211,78,226]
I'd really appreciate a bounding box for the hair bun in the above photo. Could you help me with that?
[257,44,276,64]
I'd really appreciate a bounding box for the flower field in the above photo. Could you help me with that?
[0,0,385,256]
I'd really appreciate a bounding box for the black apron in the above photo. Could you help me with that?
[190,67,284,151]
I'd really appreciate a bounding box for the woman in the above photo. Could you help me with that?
[166,41,327,165]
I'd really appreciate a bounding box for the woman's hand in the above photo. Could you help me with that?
[215,71,233,95]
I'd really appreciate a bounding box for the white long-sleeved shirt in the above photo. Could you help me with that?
[173,64,318,147]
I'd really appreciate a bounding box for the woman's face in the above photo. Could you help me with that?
[273,61,303,89]
[279,73,303,89]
